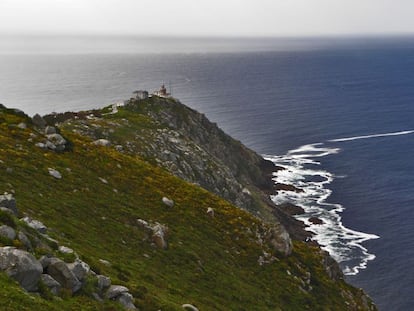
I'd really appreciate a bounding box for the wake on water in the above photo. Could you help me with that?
[264,128,414,275]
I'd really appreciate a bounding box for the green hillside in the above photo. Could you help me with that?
[0,103,375,310]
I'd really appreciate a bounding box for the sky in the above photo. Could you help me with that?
[0,0,413,37]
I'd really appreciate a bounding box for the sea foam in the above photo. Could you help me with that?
[266,143,379,275]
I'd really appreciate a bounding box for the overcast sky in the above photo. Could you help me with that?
[0,0,413,37]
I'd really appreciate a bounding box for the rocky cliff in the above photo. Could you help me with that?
[0,99,376,310]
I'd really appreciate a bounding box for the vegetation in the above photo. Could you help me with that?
[0,103,375,310]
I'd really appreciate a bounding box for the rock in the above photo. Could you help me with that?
[17,122,27,129]
[58,245,74,254]
[118,292,137,310]
[41,273,61,295]
[0,193,18,215]
[0,207,15,215]
[242,188,251,196]
[278,203,305,216]
[98,259,111,266]
[0,247,43,291]
[206,207,214,218]
[266,225,292,257]
[115,145,123,151]
[67,259,90,281]
[35,142,47,149]
[0,225,16,240]
[17,232,32,250]
[39,255,53,269]
[182,304,199,311]
[44,126,56,135]
[21,217,47,234]
[32,114,46,129]
[97,275,111,291]
[46,134,66,151]
[162,197,174,208]
[309,217,324,225]
[48,168,62,179]
[274,183,304,193]
[151,223,168,249]
[93,139,111,147]
[45,257,82,293]
[106,285,129,299]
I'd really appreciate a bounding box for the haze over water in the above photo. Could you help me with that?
[1,36,414,310]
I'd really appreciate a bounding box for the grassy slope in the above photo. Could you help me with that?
[0,107,373,310]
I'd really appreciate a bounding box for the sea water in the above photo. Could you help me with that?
[1,36,414,310]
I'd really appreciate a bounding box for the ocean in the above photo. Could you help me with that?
[1,36,414,310]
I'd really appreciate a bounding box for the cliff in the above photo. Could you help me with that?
[0,99,376,310]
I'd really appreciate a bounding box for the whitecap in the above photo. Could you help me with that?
[265,143,379,276]
[329,129,414,142]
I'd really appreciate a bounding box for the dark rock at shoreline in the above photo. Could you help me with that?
[309,217,324,225]
[278,203,305,215]
[275,183,304,193]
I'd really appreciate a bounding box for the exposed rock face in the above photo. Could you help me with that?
[0,247,43,292]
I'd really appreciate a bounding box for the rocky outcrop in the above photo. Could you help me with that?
[0,247,43,292]
[0,193,18,215]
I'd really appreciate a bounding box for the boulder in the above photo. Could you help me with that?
[118,292,137,310]
[0,193,18,215]
[58,245,74,254]
[21,217,47,234]
[206,207,214,218]
[67,259,90,281]
[0,247,43,291]
[40,273,61,295]
[106,285,129,299]
[151,223,168,249]
[32,114,46,129]
[45,258,82,293]
[46,134,66,152]
[17,231,32,250]
[93,139,111,147]
[97,275,111,291]
[44,126,56,135]
[17,122,27,129]
[182,304,199,311]
[48,168,62,179]
[0,225,16,240]
[162,197,174,208]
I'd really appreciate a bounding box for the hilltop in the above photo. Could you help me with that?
[0,98,376,310]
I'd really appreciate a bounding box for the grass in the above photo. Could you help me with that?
[0,105,376,310]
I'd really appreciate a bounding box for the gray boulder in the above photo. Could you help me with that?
[162,196,174,207]
[182,304,199,311]
[0,193,18,215]
[32,114,46,129]
[0,225,16,240]
[106,285,129,299]
[48,168,62,180]
[93,139,111,147]
[67,259,90,281]
[41,273,61,295]
[151,223,168,249]
[118,292,137,310]
[45,258,82,293]
[0,247,43,291]
[44,126,56,135]
[17,231,32,250]
[97,275,111,291]
[21,217,47,234]
[46,134,66,152]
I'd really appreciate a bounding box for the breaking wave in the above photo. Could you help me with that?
[265,142,380,275]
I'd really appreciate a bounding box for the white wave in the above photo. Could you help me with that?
[265,143,379,276]
[329,129,414,142]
